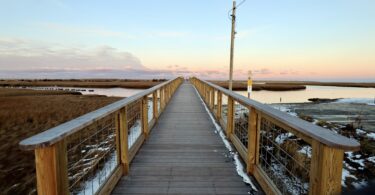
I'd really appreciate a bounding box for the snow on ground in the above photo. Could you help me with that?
[342,168,357,187]
[368,156,375,163]
[275,133,293,144]
[298,146,312,158]
[194,88,258,192]
[352,180,368,189]
[128,120,142,148]
[336,98,375,106]
[367,132,375,140]
[271,104,298,117]
[77,152,117,195]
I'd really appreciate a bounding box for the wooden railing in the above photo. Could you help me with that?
[191,77,360,195]
[19,77,183,195]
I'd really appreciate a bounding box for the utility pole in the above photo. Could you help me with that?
[229,0,236,91]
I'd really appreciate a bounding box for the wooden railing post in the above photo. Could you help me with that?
[226,97,234,137]
[153,91,158,119]
[117,108,130,175]
[142,96,149,139]
[217,91,222,119]
[247,107,258,174]
[210,88,214,110]
[34,140,68,195]
[309,141,344,195]
[160,87,165,111]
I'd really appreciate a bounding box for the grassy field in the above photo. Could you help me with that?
[0,88,121,194]
[0,79,166,89]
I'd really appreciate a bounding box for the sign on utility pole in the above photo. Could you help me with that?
[247,70,252,98]
[228,0,236,91]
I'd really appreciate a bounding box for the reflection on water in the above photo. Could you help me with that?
[236,86,375,104]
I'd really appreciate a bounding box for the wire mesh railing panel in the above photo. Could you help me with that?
[221,94,228,125]
[147,94,153,123]
[234,101,249,148]
[67,114,118,195]
[127,100,142,149]
[259,117,311,195]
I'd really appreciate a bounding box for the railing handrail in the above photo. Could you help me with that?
[19,77,181,150]
[195,77,360,151]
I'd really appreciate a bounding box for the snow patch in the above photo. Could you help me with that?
[342,168,357,187]
[298,146,312,158]
[366,132,375,140]
[128,120,142,148]
[336,98,375,106]
[76,152,117,195]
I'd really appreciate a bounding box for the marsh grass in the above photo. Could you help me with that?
[0,79,166,89]
[0,88,121,194]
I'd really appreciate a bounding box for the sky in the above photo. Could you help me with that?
[0,0,374,81]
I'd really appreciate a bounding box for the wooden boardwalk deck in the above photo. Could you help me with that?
[112,82,251,194]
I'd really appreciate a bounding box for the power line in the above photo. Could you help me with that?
[227,0,247,20]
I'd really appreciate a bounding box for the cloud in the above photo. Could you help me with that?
[0,38,144,71]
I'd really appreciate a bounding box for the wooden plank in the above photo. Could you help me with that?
[153,91,158,119]
[148,118,156,132]
[309,141,344,195]
[210,88,214,110]
[118,108,129,175]
[217,91,222,120]
[226,97,234,137]
[253,166,281,195]
[142,96,149,139]
[35,140,68,195]
[230,134,247,162]
[129,134,145,162]
[247,107,258,174]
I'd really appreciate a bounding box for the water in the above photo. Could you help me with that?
[27,86,143,97]
[236,85,375,104]
[26,85,375,104]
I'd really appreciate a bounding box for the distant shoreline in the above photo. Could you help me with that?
[0,79,374,91]
[210,80,375,90]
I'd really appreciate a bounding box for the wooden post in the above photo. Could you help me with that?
[153,91,158,119]
[210,89,215,110]
[117,108,129,175]
[160,88,164,111]
[309,141,344,195]
[35,140,68,195]
[247,107,257,174]
[142,96,149,139]
[217,91,222,119]
[226,97,234,137]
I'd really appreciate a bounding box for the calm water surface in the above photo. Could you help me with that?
[29,85,375,104]
[236,85,375,104]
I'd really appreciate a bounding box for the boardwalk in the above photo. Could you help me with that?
[112,83,251,194]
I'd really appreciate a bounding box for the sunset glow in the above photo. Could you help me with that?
[0,0,374,81]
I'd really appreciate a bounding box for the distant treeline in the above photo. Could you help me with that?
[0,79,168,89]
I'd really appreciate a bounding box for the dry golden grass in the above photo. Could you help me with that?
[0,88,81,97]
[0,88,121,194]
[0,79,166,89]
